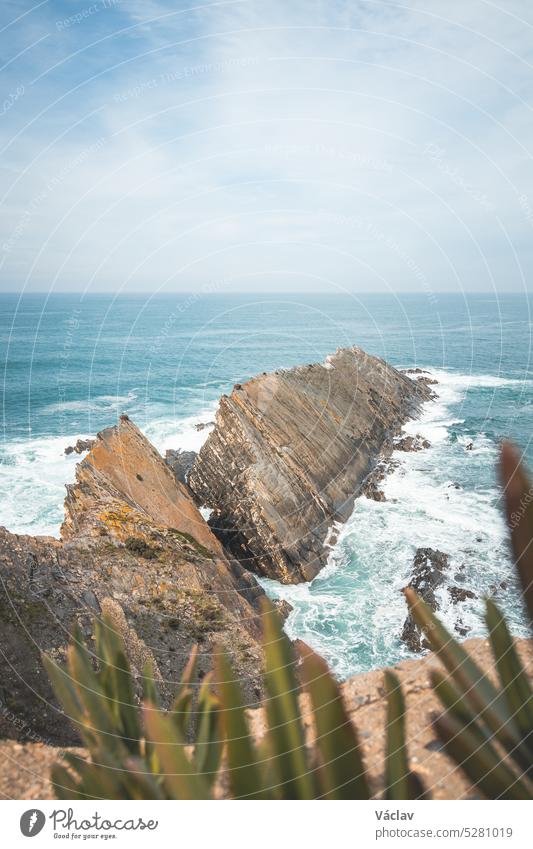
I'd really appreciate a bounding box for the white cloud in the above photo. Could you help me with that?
[0,0,532,293]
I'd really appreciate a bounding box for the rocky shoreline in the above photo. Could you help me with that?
[0,346,502,798]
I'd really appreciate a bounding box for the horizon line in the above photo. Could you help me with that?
[0,290,530,297]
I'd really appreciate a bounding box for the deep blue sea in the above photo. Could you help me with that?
[1,291,532,678]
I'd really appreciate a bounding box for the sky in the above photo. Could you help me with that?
[0,0,532,295]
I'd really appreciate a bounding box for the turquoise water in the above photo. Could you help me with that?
[1,292,532,676]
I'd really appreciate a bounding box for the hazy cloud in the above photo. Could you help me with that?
[1,0,532,294]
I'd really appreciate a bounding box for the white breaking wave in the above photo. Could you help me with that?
[41,391,138,415]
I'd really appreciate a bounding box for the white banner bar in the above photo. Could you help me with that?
[2,799,532,849]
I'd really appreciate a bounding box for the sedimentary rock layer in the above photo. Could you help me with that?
[189,347,433,583]
[0,417,263,745]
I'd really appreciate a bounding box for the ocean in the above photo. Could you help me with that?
[1,291,531,678]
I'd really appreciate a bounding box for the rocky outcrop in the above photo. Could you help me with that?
[401,549,483,650]
[394,434,431,452]
[0,417,264,745]
[189,347,433,583]
[165,449,197,485]
[64,438,94,455]
[401,548,450,652]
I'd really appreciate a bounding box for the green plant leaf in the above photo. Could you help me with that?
[215,650,266,799]
[384,670,425,800]
[193,673,222,786]
[404,588,531,772]
[41,653,84,729]
[301,645,369,799]
[261,598,314,799]
[434,711,532,800]
[500,442,533,628]
[485,599,533,760]
[143,704,210,799]
[50,764,86,800]
[171,688,194,738]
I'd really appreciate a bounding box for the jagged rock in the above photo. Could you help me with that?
[394,434,431,452]
[0,417,265,745]
[64,438,94,456]
[448,586,477,604]
[195,421,215,432]
[165,449,197,485]
[361,458,398,502]
[190,347,434,583]
[466,442,474,451]
[273,599,293,621]
[454,620,471,637]
[401,548,450,652]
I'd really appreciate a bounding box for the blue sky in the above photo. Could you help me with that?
[1,0,533,294]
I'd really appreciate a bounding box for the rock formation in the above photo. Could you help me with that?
[64,438,94,455]
[189,347,433,582]
[165,449,197,485]
[401,548,481,651]
[401,548,449,652]
[0,417,264,746]
[394,434,431,452]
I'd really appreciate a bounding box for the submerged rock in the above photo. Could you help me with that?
[448,586,477,604]
[189,347,433,583]
[401,548,450,652]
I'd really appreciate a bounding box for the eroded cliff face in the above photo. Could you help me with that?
[0,417,264,745]
[189,347,433,583]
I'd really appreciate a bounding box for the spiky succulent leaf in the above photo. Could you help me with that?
[261,598,315,799]
[500,442,533,627]
[301,645,370,799]
[485,598,533,760]
[404,588,531,773]
[215,650,266,799]
[384,670,425,800]
[434,711,533,800]
[143,704,210,799]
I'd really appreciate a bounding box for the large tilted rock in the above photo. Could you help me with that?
[0,417,264,745]
[189,347,433,583]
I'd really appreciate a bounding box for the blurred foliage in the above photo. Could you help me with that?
[45,601,421,799]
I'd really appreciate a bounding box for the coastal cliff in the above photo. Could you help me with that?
[189,347,434,582]
[0,417,264,745]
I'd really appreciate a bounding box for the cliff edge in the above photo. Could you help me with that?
[0,417,264,745]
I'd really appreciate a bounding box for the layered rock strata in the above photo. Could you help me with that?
[189,347,433,582]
